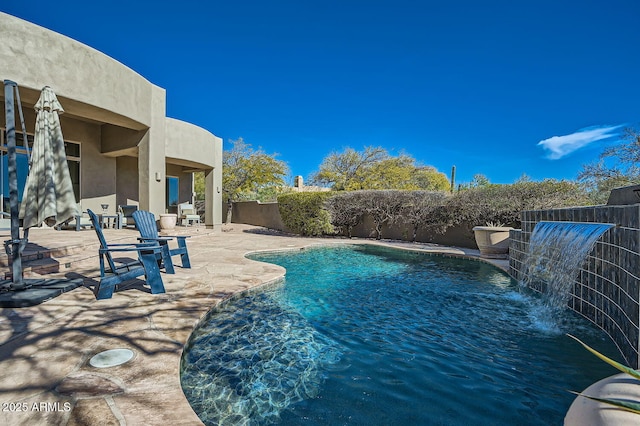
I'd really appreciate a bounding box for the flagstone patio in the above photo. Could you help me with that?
[0,224,502,425]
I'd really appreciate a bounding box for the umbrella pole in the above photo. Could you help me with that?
[3,80,27,290]
[0,83,83,307]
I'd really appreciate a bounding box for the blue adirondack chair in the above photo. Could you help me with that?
[87,209,165,300]
[132,210,191,274]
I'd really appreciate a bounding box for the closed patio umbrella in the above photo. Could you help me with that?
[0,81,82,306]
[20,86,78,229]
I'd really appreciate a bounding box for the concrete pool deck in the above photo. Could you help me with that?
[0,224,507,425]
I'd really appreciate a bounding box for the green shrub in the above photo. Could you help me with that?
[279,181,590,240]
[277,192,335,236]
[441,180,592,229]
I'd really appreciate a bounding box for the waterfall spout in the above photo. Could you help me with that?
[523,221,614,310]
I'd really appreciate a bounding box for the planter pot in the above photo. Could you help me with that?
[565,373,640,425]
[472,226,513,259]
[159,214,177,231]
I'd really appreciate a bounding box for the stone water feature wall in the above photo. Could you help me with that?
[509,204,640,368]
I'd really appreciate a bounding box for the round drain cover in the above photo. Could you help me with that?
[89,349,135,368]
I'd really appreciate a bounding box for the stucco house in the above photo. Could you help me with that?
[0,12,223,229]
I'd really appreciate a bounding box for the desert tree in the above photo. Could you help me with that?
[310,146,450,191]
[223,138,288,224]
[578,128,640,203]
[360,155,417,189]
[310,146,388,190]
[411,167,450,191]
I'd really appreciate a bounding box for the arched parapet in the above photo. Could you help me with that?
[0,12,154,129]
[165,117,222,169]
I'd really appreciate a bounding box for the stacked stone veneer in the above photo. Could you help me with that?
[509,205,640,368]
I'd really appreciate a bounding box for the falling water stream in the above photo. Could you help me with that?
[523,221,614,311]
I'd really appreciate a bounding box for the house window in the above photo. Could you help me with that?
[65,142,81,202]
[166,176,179,214]
[0,130,81,213]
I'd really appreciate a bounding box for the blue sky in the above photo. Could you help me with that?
[3,1,639,185]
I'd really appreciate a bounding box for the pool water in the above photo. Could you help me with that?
[181,245,618,425]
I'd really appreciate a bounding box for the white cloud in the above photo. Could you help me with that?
[538,125,624,160]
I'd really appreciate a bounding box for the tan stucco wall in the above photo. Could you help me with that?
[101,125,146,156]
[116,157,140,208]
[0,101,119,214]
[0,12,152,129]
[230,201,289,232]
[137,86,167,215]
[165,117,220,168]
[165,117,223,226]
[0,12,222,227]
[211,139,223,228]
[62,118,118,214]
[231,201,478,248]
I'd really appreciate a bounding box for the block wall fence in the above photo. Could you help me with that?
[509,205,640,368]
[229,201,478,248]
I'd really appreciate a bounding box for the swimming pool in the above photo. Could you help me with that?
[181,245,617,425]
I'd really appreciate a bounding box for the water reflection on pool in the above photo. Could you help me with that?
[181,245,617,425]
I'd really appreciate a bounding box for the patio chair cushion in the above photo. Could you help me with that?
[178,202,200,226]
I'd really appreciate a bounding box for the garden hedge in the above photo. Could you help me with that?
[277,181,590,239]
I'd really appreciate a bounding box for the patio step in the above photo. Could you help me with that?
[1,241,102,280]
[0,225,213,280]
[0,241,98,267]
[4,258,59,279]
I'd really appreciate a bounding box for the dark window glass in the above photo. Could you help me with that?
[2,132,34,149]
[67,159,80,202]
[65,142,80,158]
[166,177,179,214]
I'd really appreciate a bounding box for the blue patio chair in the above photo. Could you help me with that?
[118,205,138,229]
[132,210,191,274]
[87,209,165,299]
